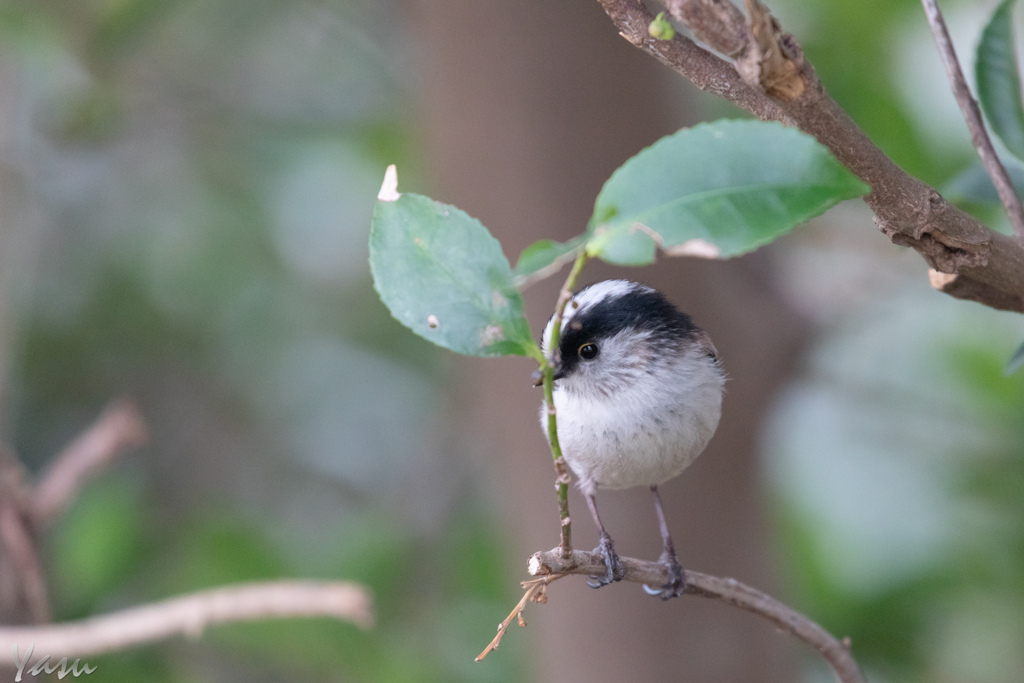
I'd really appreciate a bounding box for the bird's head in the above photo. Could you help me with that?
[537,280,702,397]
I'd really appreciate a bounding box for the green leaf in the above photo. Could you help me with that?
[512,235,585,285]
[977,0,1024,162]
[370,167,539,358]
[587,120,870,266]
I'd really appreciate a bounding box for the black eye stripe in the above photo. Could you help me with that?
[553,283,698,377]
[560,287,695,351]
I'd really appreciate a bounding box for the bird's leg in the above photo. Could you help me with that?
[643,484,685,600]
[585,491,624,588]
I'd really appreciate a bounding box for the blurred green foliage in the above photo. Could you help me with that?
[786,0,969,185]
[768,298,1024,683]
[760,2,1024,680]
[1,0,523,680]
[3,0,1024,682]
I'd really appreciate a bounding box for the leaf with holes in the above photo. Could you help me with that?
[370,167,539,358]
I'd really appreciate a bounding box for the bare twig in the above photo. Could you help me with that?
[528,549,865,683]
[920,0,1024,238]
[475,574,565,662]
[32,399,148,528]
[0,405,374,667]
[596,0,1024,312]
[0,580,372,662]
[1,402,145,624]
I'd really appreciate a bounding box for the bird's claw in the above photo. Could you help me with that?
[587,534,624,588]
[643,550,685,600]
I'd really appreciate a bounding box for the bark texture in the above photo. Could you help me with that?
[600,0,1024,313]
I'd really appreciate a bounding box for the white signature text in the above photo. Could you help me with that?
[12,644,97,681]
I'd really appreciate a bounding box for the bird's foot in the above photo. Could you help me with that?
[586,534,625,589]
[643,549,685,600]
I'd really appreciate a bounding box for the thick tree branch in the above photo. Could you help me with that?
[0,580,372,662]
[32,399,148,528]
[921,0,1024,238]
[598,0,1024,313]
[528,549,865,683]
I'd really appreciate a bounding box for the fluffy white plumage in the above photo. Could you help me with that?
[540,280,724,496]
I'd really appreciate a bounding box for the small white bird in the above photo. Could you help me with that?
[539,280,725,599]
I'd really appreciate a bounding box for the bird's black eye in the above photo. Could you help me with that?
[578,343,599,360]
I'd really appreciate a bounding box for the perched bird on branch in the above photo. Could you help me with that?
[540,280,724,599]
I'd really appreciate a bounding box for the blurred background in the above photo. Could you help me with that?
[0,0,1022,681]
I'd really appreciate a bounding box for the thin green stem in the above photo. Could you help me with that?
[538,249,589,560]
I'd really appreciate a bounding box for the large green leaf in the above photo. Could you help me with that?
[586,120,870,265]
[370,167,538,358]
[977,0,1024,162]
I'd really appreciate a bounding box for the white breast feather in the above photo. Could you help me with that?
[542,351,723,497]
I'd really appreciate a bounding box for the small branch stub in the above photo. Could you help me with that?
[929,268,958,291]
[33,399,148,528]
[737,0,806,99]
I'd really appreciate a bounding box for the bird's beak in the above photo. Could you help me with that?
[531,366,565,387]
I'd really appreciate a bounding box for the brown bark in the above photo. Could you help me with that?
[920,0,1024,237]
[516,554,864,683]
[599,0,1024,313]
[409,0,808,679]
